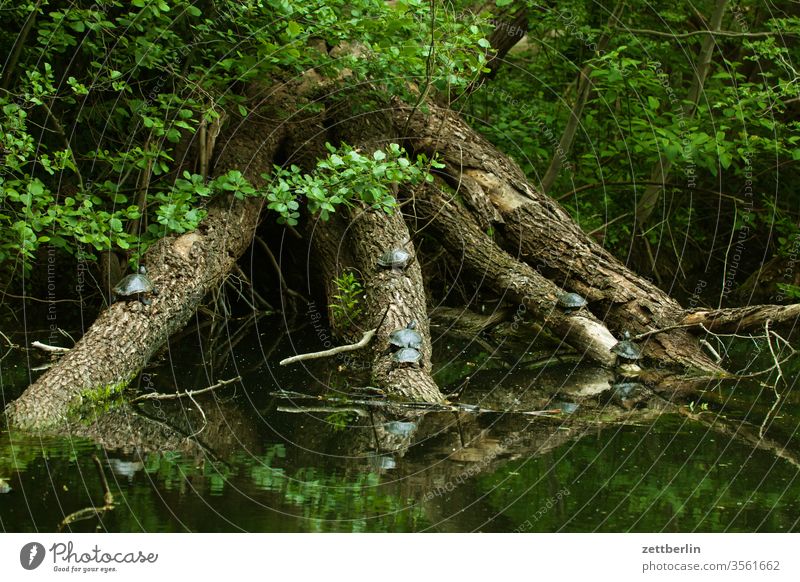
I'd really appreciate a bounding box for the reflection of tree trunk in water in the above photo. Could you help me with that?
[65,394,260,463]
[36,368,800,509]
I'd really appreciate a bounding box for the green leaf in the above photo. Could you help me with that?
[286,21,303,38]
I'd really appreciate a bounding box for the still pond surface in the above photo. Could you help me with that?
[2,312,799,532]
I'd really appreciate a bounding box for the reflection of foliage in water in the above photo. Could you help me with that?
[141,451,231,496]
[0,434,95,474]
[117,444,427,532]
[475,415,799,532]
[236,445,427,532]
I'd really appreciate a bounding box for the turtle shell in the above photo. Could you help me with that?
[557,292,588,309]
[113,266,154,296]
[377,248,412,269]
[393,347,422,364]
[611,331,643,360]
[384,421,417,437]
[389,321,422,349]
[612,381,642,398]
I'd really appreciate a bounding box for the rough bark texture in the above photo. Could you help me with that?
[308,206,442,402]
[300,106,443,402]
[682,304,800,332]
[5,110,287,431]
[416,184,617,366]
[393,102,721,373]
[352,210,441,399]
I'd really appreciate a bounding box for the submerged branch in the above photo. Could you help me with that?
[57,455,115,531]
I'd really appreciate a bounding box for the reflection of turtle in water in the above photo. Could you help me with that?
[388,321,422,349]
[556,292,588,314]
[112,266,158,305]
[377,248,412,271]
[610,381,647,409]
[393,347,422,367]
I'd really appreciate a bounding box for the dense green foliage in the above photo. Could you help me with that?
[0,0,486,276]
[465,1,800,295]
[1,0,798,300]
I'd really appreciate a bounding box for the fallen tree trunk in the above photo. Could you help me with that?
[302,107,443,402]
[4,114,287,431]
[393,102,722,373]
[307,205,443,402]
[415,183,618,366]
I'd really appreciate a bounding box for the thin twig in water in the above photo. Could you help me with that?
[233,264,273,311]
[58,455,115,531]
[759,320,784,439]
[277,406,369,417]
[226,273,257,311]
[131,376,241,403]
[0,330,17,348]
[186,390,208,438]
[764,320,784,385]
[699,339,722,363]
[254,235,307,304]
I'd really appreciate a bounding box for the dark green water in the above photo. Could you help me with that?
[2,314,799,532]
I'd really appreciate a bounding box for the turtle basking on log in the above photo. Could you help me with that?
[377,248,413,271]
[112,266,158,306]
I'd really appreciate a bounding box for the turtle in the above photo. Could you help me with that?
[556,292,588,314]
[611,381,642,399]
[384,420,417,437]
[377,248,412,270]
[388,321,423,350]
[112,266,158,305]
[393,347,422,366]
[611,331,643,362]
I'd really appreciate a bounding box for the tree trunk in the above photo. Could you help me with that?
[393,101,722,372]
[414,183,618,366]
[5,114,287,430]
[539,1,625,195]
[302,108,443,402]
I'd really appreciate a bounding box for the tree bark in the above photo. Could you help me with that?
[393,101,722,372]
[414,183,618,366]
[308,205,443,402]
[303,108,443,402]
[682,304,800,332]
[5,112,287,430]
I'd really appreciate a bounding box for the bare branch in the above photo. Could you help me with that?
[131,376,241,403]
